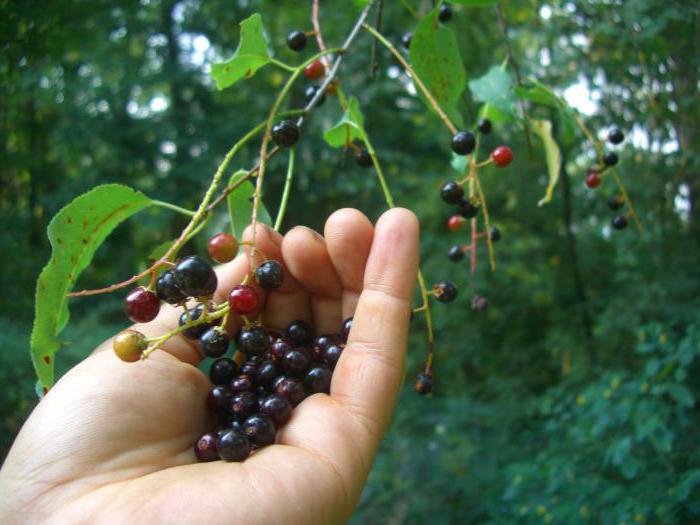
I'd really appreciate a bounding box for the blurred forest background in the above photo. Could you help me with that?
[1,0,699,523]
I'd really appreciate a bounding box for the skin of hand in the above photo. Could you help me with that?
[0,207,419,525]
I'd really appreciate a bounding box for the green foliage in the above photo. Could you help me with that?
[30,184,152,391]
[323,96,366,148]
[227,170,271,240]
[468,65,515,117]
[211,14,272,90]
[451,0,500,6]
[529,119,561,206]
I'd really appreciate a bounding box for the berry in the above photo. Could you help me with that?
[207,385,232,413]
[471,295,489,311]
[239,361,258,378]
[229,391,258,420]
[271,119,300,148]
[155,269,187,304]
[286,30,307,52]
[323,344,344,369]
[286,320,314,346]
[414,373,433,395]
[275,377,306,406]
[401,32,413,50]
[603,151,618,166]
[256,260,284,290]
[207,233,238,263]
[304,365,332,394]
[243,415,276,447]
[113,329,146,362]
[229,285,260,315]
[492,146,513,167]
[200,328,229,358]
[608,128,624,145]
[612,215,628,230]
[355,148,373,168]
[217,430,250,462]
[458,199,478,219]
[210,357,238,385]
[256,360,278,387]
[179,304,209,339]
[124,287,160,323]
[304,85,326,107]
[260,394,292,426]
[447,214,464,232]
[341,317,353,342]
[237,326,269,355]
[440,181,464,205]
[230,374,254,393]
[489,226,501,242]
[325,82,338,95]
[585,170,601,189]
[608,196,624,210]
[438,3,453,23]
[434,280,458,303]
[271,337,293,360]
[451,131,476,156]
[477,118,492,134]
[314,335,338,352]
[173,255,218,297]
[283,349,311,377]
[194,432,218,462]
[303,59,325,80]
[447,245,464,262]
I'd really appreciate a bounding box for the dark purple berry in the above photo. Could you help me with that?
[256,360,278,386]
[414,373,433,395]
[304,365,332,394]
[603,151,618,166]
[238,326,269,355]
[229,391,258,420]
[207,385,232,413]
[173,255,217,297]
[271,337,293,360]
[434,281,458,303]
[200,328,229,358]
[230,374,254,393]
[271,119,300,148]
[286,320,314,346]
[608,196,624,210]
[194,432,218,462]
[283,349,311,377]
[243,415,276,447]
[458,199,478,219]
[612,215,628,230]
[451,130,476,155]
[217,430,250,462]
[124,287,160,323]
[438,3,453,23]
[447,245,464,262]
[155,269,187,304]
[355,148,373,168]
[179,304,209,339]
[477,118,492,134]
[210,357,238,385]
[440,181,463,205]
[287,30,307,52]
[323,344,344,369]
[259,395,292,426]
[341,317,353,342]
[255,260,284,290]
[275,377,306,406]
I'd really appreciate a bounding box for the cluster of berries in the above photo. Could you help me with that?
[584,127,629,230]
[196,318,350,462]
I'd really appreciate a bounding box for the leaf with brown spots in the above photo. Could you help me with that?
[30,184,152,391]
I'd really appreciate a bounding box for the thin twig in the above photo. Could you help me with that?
[369,0,384,79]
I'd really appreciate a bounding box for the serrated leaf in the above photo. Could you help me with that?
[211,14,272,90]
[227,170,272,241]
[323,96,366,148]
[30,184,153,391]
[468,66,515,115]
[410,6,466,125]
[530,119,561,207]
[451,0,500,5]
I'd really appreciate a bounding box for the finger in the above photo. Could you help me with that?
[281,226,342,334]
[330,207,419,452]
[324,208,374,319]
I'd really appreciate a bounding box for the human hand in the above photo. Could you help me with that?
[0,208,419,525]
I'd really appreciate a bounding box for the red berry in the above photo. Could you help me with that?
[447,215,464,232]
[491,146,513,167]
[207,233,238,263]
[229,285,260,315]
[303,60,325,80]
[124,287,160,323]
[585,170,601,189]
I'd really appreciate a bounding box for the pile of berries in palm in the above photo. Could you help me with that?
[113,231,351,462]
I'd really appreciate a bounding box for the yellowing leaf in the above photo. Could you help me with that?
[530,119,561,207]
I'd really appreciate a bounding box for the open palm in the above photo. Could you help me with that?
[0,208,419,525]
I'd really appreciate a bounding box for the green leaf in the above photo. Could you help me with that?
[450,152,468,174]
[323,96,366,148]
[30,184,152,391]
[211,14,272,90]
[514,81,565,109]
[409,6,466,125]
[530,119,561,207]
[479,102,517,124]
[468,66,515,115]
[227,170,272,241]
[451,0,500,5]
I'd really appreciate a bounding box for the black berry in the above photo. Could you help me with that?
[155,269,187,304]
[477,118,492,134]
[323,344,344,369]
[259,394,292,426]
[304,85,326,107]
[608,196,624,210]
[612,215,628,230]
[256,260,284,290]
[194,432,218,462]
[275,377,306,406]
[271,119,300,148]
[355,148,373,168]
[440,181,464,205]
[304,365,332,394]
[434,280,458,303]
[438,3,453,23]
[447,245,464,262]
[200,328,229,358]
[401,32,413,51]
[458,199,478,219]
[230,374,254,393]
[173,255,218,297]
[229,391,258,420]
[217,430,250,462]
[603,151,619,167]
[489,226,501,242]
[341,317,353,342]
[287,30,307,52]
[286,320,314,346]
[179,304,209,339]
[207,385,232,413]
[243,415,276,447]
[283,349,311,377]
[608,128,624,145]
[451,131,476,155]
[414,373,433,395]
[210,357,238,385]
[256,360,279,387]
[238,326,269,355]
